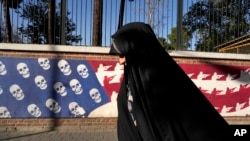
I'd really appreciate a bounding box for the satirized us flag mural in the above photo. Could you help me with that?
[1,57,250,118]
[180,64,250,116]
[0,57,123,118]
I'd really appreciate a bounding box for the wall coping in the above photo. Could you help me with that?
[1,43,250,60]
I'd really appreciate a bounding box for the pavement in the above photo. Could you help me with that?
[1,124,249,141]
[0,126,118,141]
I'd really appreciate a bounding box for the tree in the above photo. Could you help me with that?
[183,0,250,51]
[0,19,6,42]
[157,37,171,50]
[126,0,171,51]
[18,0,81,45]
[144,0,166,30]
[167,27,190,50]
[48,0,56,44]
[129,0,167,35]
[12,26,23,43]
[92,0,103,46]
[1,0,23,43]
[0,20,22,43]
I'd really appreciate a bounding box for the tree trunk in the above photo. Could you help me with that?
[48,0,56,44]
[3,0,12,43]
[60,0,66,45]
[92,0,103,46]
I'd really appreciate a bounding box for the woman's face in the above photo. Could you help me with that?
[119,56,126,65]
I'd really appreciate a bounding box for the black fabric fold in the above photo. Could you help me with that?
[110,22,232,141]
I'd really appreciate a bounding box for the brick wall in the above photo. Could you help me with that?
[0,117,249,132]
[0,118,118,131]
[0,44,250,130]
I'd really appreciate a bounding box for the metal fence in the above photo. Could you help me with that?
[1,0,250,53]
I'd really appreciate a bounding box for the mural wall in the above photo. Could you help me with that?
[0,57,250,118]
[0,57,121,118]
[180,64,250,117]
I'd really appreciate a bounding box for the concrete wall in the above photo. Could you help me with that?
[0,43,250,130]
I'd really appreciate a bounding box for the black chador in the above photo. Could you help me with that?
[110,22,232,141]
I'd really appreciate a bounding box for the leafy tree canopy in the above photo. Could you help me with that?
[182,0,250,51]
[158,37,172,50]
[17,0,82,45]
[167,27,190,50]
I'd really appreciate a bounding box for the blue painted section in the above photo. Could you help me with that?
[0,57,109,118]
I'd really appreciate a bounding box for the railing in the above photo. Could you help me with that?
[1,0,250,53]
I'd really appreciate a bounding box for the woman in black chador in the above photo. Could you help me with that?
[110,22,232,141]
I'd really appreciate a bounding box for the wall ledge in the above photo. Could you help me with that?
[1,43,250,60]
[0,43,109,54]
[168,50,250,60]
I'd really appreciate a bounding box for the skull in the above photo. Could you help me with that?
[9,84,25,100]
[27,104,42,117]
[0,86,3,95]
[69,79,83,95]
[0,61,7,75]
[0,106,11,118]
[46,98,61,113]
[89,88,102,103]
[68,102,85,117]
[77,64,89,78]
[53,82,67,96]
[58,60,72,75]
[35,75,47,90]
[17,62,30,78]
[38,58,50,70]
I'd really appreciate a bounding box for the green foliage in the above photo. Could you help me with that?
[17,0,82,45]
[183,0,250,51]
[157,37,171,50]
[167,27,190,50]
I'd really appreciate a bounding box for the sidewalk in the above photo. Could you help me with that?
[0,126,118,141]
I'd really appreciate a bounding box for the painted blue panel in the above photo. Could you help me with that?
[0,57,109,118]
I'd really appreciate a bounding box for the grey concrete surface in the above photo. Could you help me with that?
[0,126,118,141]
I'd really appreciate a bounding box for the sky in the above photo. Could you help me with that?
[0,0,195,48]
